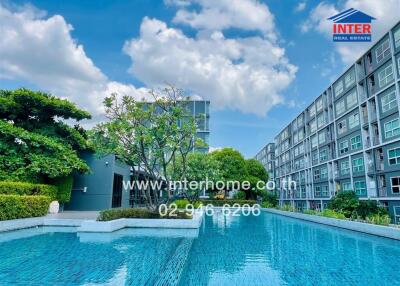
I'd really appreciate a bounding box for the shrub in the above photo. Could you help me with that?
[278,204,296,212]
[328,190,359,217]
[318,209,346,219]
[200,199,257,206]
[172,199,203,209]
[355,200,388,219]
[261,191,278,207]
[261,201,274,208]
[0,181,57,200]
[366,213,391,226]
[97,208,192,221]
[233,191,246,200]
[48,175,73,203]
[0,195,51,221]
[303,209,318,215]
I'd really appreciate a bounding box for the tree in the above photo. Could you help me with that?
[168,152,221,202]
[0,89,90,185]
[243,159,268,199]
[328,190,359,218]
[210,148,247,195]
[91,85,201,210]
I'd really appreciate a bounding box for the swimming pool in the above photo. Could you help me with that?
[1,211,400,285]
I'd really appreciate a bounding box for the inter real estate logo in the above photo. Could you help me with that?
[328,8,376,42]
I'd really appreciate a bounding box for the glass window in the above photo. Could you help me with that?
[319,149,328,161]
[317,113,325,128]
[381,90,397,113]
[335,99,345,116]
[344,70,355,88]
[350,135,361,150]
[384,118,400,138]
[391,177,400,193]
[341,160,350,175]
[354,181,367,196]
[338,120,347,135]
[346,90,358,109]
[316,98,323,112]
[310,119,317,133]
[320,167,328,179]
[388,148,400,165]
[314,186,321,197]
[311,135,318,148]
[297,115,304,126]
[375,38,390,63]
[318,132,325,144]
[298,129,304,140]
[314,169,320,180]
[342,182,352,191]
[312,152,318,165]
[395,28,400,49]
[352,157,364,173]
[334,81,344,97]
[378,64,394,88]
[309,104,316,117]
[321,185,329,197]
[348,113,360,129]
[339,140,349,155]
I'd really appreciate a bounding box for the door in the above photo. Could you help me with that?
[112,174,123,208]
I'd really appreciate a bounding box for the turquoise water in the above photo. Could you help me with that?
[1,212,400,285]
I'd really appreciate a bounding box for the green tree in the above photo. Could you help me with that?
[91,86,201,210]
[0,89,90,186]
[328,190,359,218]
[243,159,268,199]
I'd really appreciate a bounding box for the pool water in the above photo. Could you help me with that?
[0,211,400,285]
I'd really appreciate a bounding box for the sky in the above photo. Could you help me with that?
[1,0,400,158]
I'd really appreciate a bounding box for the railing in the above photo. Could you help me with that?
[379,187,387,197]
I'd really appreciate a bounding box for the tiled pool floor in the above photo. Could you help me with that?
[1,212,400,285]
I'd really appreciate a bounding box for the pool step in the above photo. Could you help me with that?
[152,238,193,286]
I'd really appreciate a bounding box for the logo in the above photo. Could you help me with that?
[328,8,376,42]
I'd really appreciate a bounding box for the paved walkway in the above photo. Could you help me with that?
[46,211,99,220]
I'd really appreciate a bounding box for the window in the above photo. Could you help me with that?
[352,157,364,173]
[344,71,355,88]
[350,135,361,150]
[309,104,316,117]
[342,182,352,191]
[317,113,325,128]
[298,129,304,140]
[341,160,350,176]
[339,140,349,155]
[346,90,358,109]
[319,149,328,161]
[311,135,318,148]
[354,181,367,196]
[314,169,320,180]
[378,64,394,88]
[335,99,345,116]
[334,81,344,97]
[320,167,328,179]
[314,186,321,197]
[321,185,329,197]
[297,115,304,126]
[388,147,400,165]
[395,28,400,49]
[375,38,390,63]
[338,120,347,135]
[293,132,298,144]
[299,144,304,154]
[318,132,325,144]
[312,152,318,165]
[381,90,397,112]
[384,118,400,138]
[391,177,400,193]
[310,119,317,133]
[316,98,323,111]
[348,113,360,129]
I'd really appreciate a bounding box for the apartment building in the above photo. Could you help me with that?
[261,21,400,222]
[255,143,276,181]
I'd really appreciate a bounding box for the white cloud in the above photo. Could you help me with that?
[123,17,297,116]
[0,3,151,116]
[294,2,307,13]
[171,0,276,40]
[302,0,400,64]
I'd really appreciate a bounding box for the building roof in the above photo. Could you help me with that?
[328,8,376,23]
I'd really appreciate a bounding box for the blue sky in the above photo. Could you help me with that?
[1,0,399,157]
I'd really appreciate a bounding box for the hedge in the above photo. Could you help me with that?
[0,195,51,221]
[200,199,257,206]
[48,175,73,203]
[98,208,192,221]
[0,181,57,200]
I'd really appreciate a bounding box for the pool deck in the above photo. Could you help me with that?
[264,208,400,241]
[0,210,204,233]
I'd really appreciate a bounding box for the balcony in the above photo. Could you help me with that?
[379,187,387,197]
